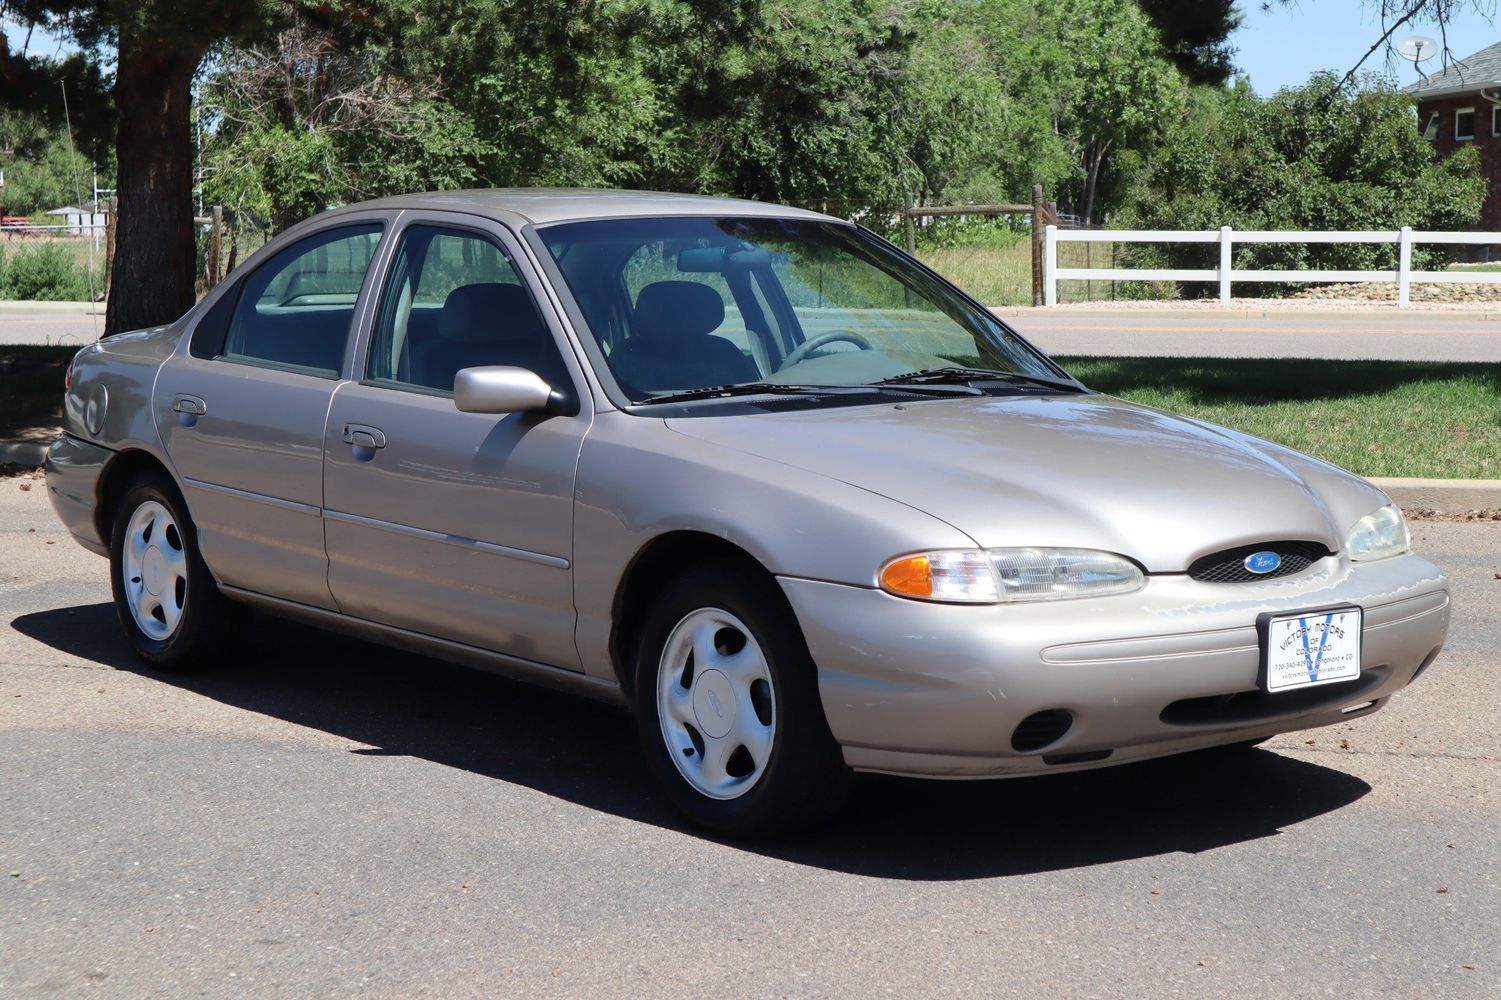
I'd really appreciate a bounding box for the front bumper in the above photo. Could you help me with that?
[44,434,113,557]
[779,552,1448,778]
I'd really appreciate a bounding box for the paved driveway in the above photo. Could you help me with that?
[2,484,1499,997]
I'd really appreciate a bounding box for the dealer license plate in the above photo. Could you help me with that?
[1258,607,1362,693]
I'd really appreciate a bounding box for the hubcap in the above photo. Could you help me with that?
[656,608,776,800]
[120,500,188,641]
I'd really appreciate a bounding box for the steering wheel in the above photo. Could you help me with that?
[781,330,872,368]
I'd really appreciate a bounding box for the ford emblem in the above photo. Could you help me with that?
[1244,551,1282,575]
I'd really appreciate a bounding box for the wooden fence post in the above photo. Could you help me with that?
[1030,185,1044,307]
[1043,224,1058,306]
[902,190,916,255]
[1218,226,1233,305]
[1398,227,1413,307]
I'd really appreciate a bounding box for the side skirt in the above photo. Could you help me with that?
[219,585,628,709]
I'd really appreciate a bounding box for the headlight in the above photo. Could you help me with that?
[1345,504,1409,562]
[879,548,1144,604]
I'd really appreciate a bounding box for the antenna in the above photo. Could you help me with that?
[1396,35,1439,72]
[59,81,100,342]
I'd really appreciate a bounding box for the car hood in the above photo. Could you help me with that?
[664,393,1389,572]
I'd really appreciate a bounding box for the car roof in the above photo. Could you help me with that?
[334,188,837,227]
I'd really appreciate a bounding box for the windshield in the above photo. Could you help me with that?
[538,216,1060,403]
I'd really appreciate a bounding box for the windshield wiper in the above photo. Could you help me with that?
[634,382,866,406]
[871,366,1085,393]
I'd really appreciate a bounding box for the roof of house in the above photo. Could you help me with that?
[1405,39,1501,99]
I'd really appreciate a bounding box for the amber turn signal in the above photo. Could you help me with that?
[880,554,933,598]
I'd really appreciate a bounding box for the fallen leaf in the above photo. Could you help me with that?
[17,482,31,492]
[1150,888,1163,896]
[1437,886,1450,894]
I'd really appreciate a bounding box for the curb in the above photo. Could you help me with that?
[991,306,1501,322]
[1366,477,1501,512]
[0,300,102,314]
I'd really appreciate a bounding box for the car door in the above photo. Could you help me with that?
[321,216,590,669]
[156,218,393,609]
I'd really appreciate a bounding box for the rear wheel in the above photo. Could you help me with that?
[634,565,851,837]
[109,472,236,670]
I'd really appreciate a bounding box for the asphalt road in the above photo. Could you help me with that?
[1002,308,1501,362]
[0,304,106,347]
[2,484,1499,998]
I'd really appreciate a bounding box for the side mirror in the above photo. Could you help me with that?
[453,366,555,414]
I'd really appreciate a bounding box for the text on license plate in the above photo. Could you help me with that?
[1261,607,1362,693]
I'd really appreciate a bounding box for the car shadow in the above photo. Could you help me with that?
[12,602,1373,881]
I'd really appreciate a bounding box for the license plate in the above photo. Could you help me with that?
[1257,606,1362,693]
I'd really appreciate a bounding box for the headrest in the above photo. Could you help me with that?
[439,282,541,342]
[633,281,725,341]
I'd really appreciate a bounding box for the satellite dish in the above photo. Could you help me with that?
[1396,36,1439,62]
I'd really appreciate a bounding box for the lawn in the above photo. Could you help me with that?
[1057,356,1501,480]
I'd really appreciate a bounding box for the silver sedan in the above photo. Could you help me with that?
[46,190,1449,836]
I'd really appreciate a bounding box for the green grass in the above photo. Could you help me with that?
[0,346,74,436]
[1447,262,1501,273]
[1057,356,1500,479]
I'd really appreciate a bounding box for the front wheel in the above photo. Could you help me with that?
[109,472,237,670]
[634,566,851,837]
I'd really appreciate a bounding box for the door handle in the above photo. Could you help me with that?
[172,394,206,415]
[342,423,387,450]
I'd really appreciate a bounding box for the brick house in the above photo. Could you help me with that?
[1407,39,1501,247]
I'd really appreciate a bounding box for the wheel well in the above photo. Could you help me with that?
[95,450,176,544]
[610,531,772,703]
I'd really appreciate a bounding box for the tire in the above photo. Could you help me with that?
[633,564,852,838]
[108,471,237,671]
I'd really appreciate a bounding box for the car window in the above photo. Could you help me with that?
[367,224,568,394]
[542,216,1057,403]
[218,224,383,377]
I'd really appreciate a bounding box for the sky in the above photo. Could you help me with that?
[1232,1,1500,94]
[5,2,1501,96]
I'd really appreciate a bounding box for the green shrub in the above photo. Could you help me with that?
[0,243,95,301]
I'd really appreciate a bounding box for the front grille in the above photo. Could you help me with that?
[1159,669,1387,727]
[1187,541,1330,583]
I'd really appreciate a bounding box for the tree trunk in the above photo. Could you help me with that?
[1082,139,1109,228]
[104,43,204,336]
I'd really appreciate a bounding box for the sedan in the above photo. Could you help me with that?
[47,190,1449,836]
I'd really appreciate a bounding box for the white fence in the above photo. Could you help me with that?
[1042,226,1501,307]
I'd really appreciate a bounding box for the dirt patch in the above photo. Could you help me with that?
[1404,507,1501,522]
